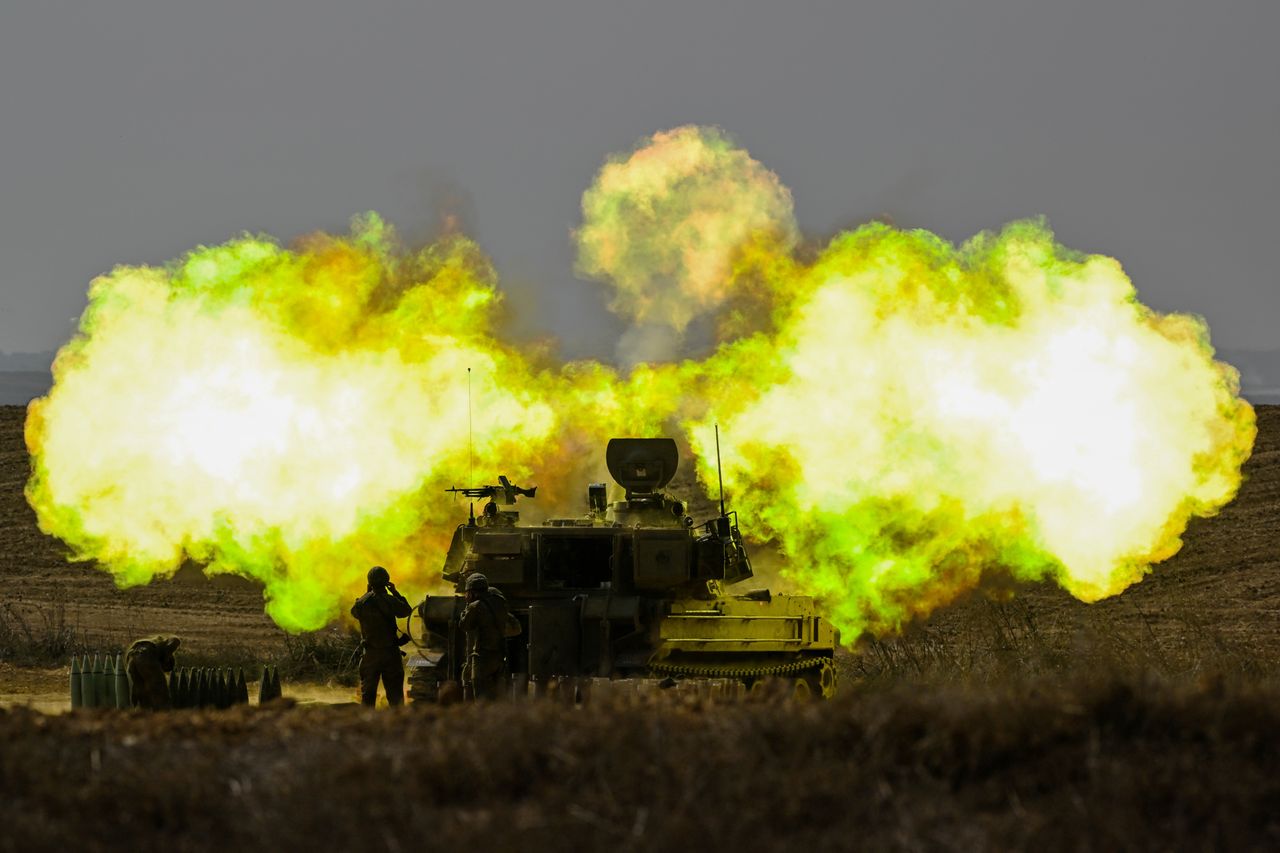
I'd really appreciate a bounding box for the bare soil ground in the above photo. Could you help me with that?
[2,403,1278,851]
[0,406,287,662]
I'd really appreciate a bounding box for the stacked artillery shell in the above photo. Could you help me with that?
[112,653,128,706]
[79,655,94,709]
[104,655,117,708]
[93,655,107,709]
[70,657,82,709]
[102,655,113,709]
[103,655,115,708]
[257,666,282,704]
[69,654,135,710]
[67,658,288,711]
[154,666,256,708]
[82,655,93,709]
[114,654,129,709]
[81,654,97,709]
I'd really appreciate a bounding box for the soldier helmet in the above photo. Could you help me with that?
[464,572,489,592]
[367,566,391,587]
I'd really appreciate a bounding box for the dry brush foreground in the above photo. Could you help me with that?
[2,677,1279,853]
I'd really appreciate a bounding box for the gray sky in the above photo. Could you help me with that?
[1,0,1277,360]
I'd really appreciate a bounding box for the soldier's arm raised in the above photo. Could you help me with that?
[386,583,413,617]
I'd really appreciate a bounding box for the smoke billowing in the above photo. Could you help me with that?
[25,126,1255,638]
[575,126,798,363]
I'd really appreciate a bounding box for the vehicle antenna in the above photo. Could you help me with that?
[716,423,726,517]
[467,367,474,487]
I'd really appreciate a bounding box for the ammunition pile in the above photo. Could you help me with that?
[257,666,284,704]
[68,654,131,710]
[69,657,286,710]
[168,667,250,709]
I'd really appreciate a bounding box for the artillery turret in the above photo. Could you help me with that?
[409,437,838,700]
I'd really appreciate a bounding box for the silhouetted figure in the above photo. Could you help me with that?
[125,635,181,710]
[459,573,520,700]
[350,566,412,707]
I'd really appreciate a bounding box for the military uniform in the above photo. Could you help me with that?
[125,635,180,710]
[351,568,412,707]
[460,579,518,700]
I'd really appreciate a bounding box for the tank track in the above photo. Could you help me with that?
[647,656,826,679]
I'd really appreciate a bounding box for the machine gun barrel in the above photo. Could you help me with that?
[445,477,536,505]
[446,485,498,499]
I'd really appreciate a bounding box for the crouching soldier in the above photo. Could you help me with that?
[351,566,412,707]
[460,573,522,701]
[125,635,181,710]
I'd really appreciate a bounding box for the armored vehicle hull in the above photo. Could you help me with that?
[409,438,838,699]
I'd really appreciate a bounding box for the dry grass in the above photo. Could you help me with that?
[0,597,90,666]
[844,594,1280,689]
[0,597,359,687]
[273,625,363,685]
[1,672,1278,853]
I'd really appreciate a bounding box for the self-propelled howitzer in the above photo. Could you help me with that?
[408,438,838,699]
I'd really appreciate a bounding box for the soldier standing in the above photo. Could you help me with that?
[350,566,412,707]
[459,573,520,700]
[125,635,181,710]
